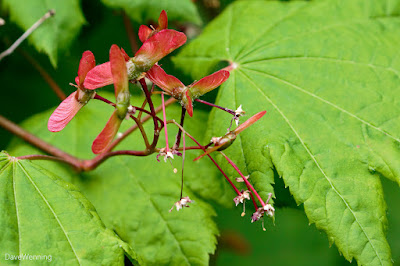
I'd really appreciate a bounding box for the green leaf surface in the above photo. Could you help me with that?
[2,0,85,66]
[100,0,202,25]
[7,92,223,265]
[174,0,400,265]
[0,151,137,265]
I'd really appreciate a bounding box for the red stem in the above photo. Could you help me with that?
[195,99,235,115]
[220,151,265,207]
[94,94,115,106]
[105,97,175,151]
[161,93,170,152]
[170,121,241,196]
[249,191,259,210]
[0,115,81,168]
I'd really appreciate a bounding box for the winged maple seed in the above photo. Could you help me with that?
[146,64,230,116]
[44,9,274,231]
[138,10,168,43]
[91,44,129,154]
[47,51,96,132]
[84,30,186,90]
[194,110,267,161]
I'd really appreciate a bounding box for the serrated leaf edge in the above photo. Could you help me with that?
[118,158,192,265]
[238,68,386,265]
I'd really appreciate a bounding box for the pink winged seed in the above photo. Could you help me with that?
[83,62,113,90]
[48,91,84,132]
[158,10,168,30]
[146,64,184,94]
[120,48,131,61]
[110,45,128,97]
[138,25,153,43]
[184,90,193,117]
[83,48,130,91]
[92,110,123,154]
[138,10,168,43]
[234,111,267,135]
[77,51,96,86]
[134,29,186,66]
[190,70,230,96]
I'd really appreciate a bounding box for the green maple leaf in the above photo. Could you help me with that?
[101,0,202,25]
[7,93,221,265]
[173,0,400,265]
[2,0,85,66]
[0,151,138,265]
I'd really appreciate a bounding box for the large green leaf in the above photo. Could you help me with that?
[2,0,85,66]
[7,92,223,265]
[174,0,400,265]
[100,0,202,25]
[0,151,137,265]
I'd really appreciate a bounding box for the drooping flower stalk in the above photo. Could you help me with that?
[160,93,173,161]
[168,120,241,196]
[220,151,267,207]
[180,132,186,199]
[194,111,267,161]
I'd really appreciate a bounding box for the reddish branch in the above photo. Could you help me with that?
[0,96,176,172]
[0,115,80,167]
[122,12,139,54]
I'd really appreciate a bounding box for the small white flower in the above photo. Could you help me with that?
[235,175,250,183]
[251,208,263,223]
[127,105,136,114]
[165,151,174,161]
[235,105,245,116]
[234,105,245,126]
[263,204,275,217]
[157,148,175,162]
[233,190,250,206]
[210,136,221,145]
[169,196,193,212]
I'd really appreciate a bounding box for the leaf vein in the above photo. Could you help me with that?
[242,66,400,144]
[243,56,400,78]
[117,158,190,265]
[234,2,309,60]
[0,160,11,175]
[16,161,81,265]
[225,6,233,59]
[12,162,21,259]
[237,18,387,62]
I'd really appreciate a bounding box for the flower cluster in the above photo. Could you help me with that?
[47,10,274,230]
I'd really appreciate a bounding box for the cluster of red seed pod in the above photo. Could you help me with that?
[47,10,274,230]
